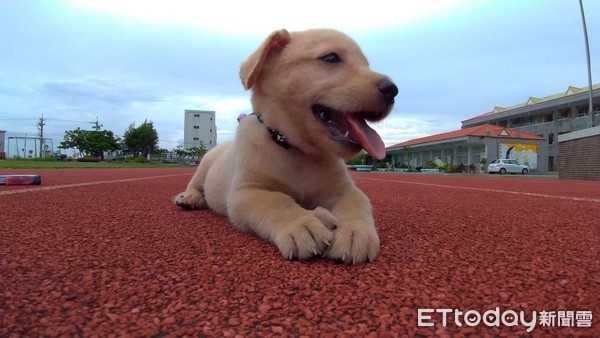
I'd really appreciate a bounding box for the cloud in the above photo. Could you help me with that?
[38,78,164,107]
[373,114,458,147]
[68,0,470,36]
[1,0,598,156]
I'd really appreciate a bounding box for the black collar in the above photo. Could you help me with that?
[253,113,292,149]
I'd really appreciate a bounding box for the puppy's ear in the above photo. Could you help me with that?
[240,29,291,90]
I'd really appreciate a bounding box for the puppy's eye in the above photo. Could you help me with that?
[321,53,341,64]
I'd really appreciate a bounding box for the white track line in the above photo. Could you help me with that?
[0,173,190,197]
[356,177,600,203]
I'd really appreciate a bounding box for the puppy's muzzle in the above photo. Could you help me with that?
[377,79,398,105]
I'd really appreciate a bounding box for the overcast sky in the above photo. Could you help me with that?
[1,0,598,154]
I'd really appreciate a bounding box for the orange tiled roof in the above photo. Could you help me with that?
[386,124,544,150]
[463,111,494,122]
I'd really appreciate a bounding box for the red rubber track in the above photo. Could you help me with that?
[1,168,599,337]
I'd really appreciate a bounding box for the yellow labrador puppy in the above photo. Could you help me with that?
[175,29,397,264]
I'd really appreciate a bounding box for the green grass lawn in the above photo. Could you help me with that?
[0,158,185,169]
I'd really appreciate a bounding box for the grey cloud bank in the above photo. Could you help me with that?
[1,0,598,152]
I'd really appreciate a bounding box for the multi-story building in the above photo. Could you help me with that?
[461,84,599,173]
[183,110,216,151]
[0,130,5,159]
[386,84,599,176]
[386,124,545,174]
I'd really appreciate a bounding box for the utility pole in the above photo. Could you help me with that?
[90,116,103,131]
[37,114,45,158]
[578,0,595,127]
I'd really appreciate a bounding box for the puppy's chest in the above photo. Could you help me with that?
[276,161,337,208]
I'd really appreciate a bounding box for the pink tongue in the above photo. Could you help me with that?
[346,115,386,159]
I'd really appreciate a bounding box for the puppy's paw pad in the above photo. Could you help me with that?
[174,191,205,210]
[326,225,380,264]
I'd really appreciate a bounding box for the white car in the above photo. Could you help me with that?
[488,159,529,174]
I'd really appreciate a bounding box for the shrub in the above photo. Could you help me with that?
[377,160,389,168]
[77,157,101,162]
[346,153,370,165]
[439,163,461,173]
[424,160,437,169]
[124,156,146,164]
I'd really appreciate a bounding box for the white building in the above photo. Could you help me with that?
[183,110,216,150]
[386,84,599,176]
[0,130,5,159]
[461,84,599,173]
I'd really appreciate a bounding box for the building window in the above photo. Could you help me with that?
[194,114,200,117]
[193,137,199,141]
[548,133,554,145]
[193,126,199,129]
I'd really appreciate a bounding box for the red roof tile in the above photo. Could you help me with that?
[386,124,544,150]
[462,111,494,122]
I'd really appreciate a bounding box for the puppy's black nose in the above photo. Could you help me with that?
[377,79,398,105]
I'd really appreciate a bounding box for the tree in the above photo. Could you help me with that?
[189,141,208,160]
[86,130,121,160]
[172,142,207,163]
[123,120,159,158]
[403,146,414,170]
[174,145,189,161]
[59,128,120,160]
[59,128,87,156]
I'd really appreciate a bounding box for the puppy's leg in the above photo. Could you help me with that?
[174,162,208,210]
[326,187,380,264]
[228,189,336,260]
[175,143,231,211]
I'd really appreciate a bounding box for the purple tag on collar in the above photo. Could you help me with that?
[237,113,248,123]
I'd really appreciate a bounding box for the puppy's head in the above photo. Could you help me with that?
[240,29,397,160]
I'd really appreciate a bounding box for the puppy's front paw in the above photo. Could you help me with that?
[326,223,380,264]
[174,190,205,211]
[274,207,337,260]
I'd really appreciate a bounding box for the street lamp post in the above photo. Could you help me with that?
[578,0,595,127]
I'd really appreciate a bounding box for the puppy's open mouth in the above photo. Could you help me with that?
[312,104,387,159]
